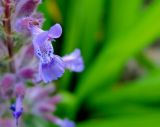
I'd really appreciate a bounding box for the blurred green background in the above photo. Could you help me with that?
[38,0,160,126]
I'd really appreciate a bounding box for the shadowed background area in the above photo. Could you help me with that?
[38,0,160,126]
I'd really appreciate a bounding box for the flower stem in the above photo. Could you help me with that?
[3,0,15,73]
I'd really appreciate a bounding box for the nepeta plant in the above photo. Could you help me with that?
[0,0,84,127]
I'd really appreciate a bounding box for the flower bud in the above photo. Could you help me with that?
[0,74,15,98]
[17,67,36,80]
[14,82,26,98]
[15,0,41,18]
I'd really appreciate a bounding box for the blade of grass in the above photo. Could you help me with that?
[60,0,105,89]
[89,70,160,108]
[106,0,143,40]
[80,0,105,64]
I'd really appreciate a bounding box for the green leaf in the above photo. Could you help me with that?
[91,104,160,118]
[106,0,143,39]
[77,113,160,127]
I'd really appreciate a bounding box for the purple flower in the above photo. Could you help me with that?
[10,96,23,126]
[26,84,61,120]
[44,114,75,127]
[62,49,84,72]
[14,17,42,34]
[17,67,36,80]
[10,83,25,126]
[14,43,38,82]
[1,74,15,87]
[39,55,65,83]
[30,24,64,83]
[56,118,75,127]
[0,74,15,98]
[15,17,84,83]
[14,82,26,98]
[29,23,84,83]
[14,43,38,73]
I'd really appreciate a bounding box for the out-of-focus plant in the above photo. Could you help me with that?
[1,0,160,127]
[37,0,160,127]
[0,0,84,127]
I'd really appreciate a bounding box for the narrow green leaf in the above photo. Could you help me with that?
[89,70,160,109]
[61,0,105,89]
[77,113,160,127]
[80,0,105,64]
[106,0,143,39]
[91,104,160,118]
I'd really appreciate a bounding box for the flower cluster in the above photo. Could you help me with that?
[0,0,84,127]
